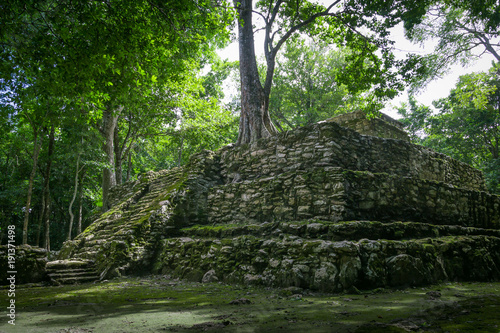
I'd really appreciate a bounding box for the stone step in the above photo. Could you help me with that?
[181,220,500,242]
[46,267,93,274]
[72,250,99,258]
[46,259,93,270]
[46,259,100,284]
[52,275,100,284]
[154,233,500,292]
[83,239,108,247]
[47,268,97,276]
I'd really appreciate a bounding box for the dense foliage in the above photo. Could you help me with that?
[0,0,234,248]
[404,0,500,91]
[0,0,498,249]
[268,38,384,130]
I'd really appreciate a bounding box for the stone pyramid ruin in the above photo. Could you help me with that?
[51,111,500,290]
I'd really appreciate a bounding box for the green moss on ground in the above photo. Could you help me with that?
[1,276,498,332]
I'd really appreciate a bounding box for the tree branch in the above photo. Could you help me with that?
[262,1,343,96]
[273,1,340,57]
[252,9,267,23]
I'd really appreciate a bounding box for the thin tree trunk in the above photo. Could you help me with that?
[22,131,42,245]
[43,191,51,251]
[234,0,277,145]
[178,137,184,167]
[41,126,55,250]
[35,190,45,247]
[126,150,132,182]
[67,153,80,241]
[114,125,123,185]
[0,210,6,245]
[77,169,86,235]
[77,199,83,235]
[101,107,122,211]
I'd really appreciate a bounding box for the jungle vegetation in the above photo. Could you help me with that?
[0,0,498,249]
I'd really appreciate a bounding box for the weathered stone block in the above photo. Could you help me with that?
[207,167,500,228]
[219,120,486,191]
[0,245,48,285]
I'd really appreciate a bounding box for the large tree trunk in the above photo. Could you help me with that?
[234,0,277,145]
[101,107,122,211]
[22,130,42,245]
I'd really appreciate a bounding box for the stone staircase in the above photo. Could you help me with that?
[55,151,222,281]
[46,260,99,285]
[52,168,187,280]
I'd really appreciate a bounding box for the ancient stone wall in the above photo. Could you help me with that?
[326,110,410,142]
[154,231,500,292]
[219,121,486,191]
[342,171,499,228]
[0,245,48,285]
[53,111,500,290]
[208,167,500,228]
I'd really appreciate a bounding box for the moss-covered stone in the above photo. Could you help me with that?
[44,113,500,293]
[0,245,48,285]
[152,231,500,292]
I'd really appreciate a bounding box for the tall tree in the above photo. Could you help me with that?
[232,0,433,145]
[99,106,122,211]
[22,127,41,245]
[40,125,55,250]
[67,144,83,241]
[1,0,233,213]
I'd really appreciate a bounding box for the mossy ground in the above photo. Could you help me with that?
[1,276,499,332]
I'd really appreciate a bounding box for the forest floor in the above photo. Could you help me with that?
[0,275,499,332]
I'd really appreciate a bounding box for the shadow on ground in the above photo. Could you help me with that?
[1,276,499,332]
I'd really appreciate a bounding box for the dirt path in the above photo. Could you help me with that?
[1,276,499,332]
